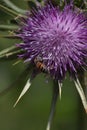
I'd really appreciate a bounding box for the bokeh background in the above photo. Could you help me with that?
[0,0,87,130]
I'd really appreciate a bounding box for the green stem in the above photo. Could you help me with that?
[0,4,19,17]
[0,25,18,30]
[46,81,59,130]
[3,0,27,14]
[0,35,19,39]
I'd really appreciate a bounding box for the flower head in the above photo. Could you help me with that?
[14,2,87,116]
[0,1,87,130]
[18,4,87,81]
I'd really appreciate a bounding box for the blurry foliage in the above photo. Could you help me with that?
[0,0,87,130]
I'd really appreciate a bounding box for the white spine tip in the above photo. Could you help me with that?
[74,78,87,113]
[13,79,31,107]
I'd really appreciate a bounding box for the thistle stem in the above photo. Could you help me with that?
[0,4,19,17]
[46,81,59,130]
[3,0,27,14]
[0,35,19,39]
[0,25,18,30]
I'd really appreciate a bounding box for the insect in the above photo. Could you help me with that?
[34,55,48,73]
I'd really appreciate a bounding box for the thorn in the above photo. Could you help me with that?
[74,78,87,113]
[13,60,21,66]
[86,109,87,114]
[58,81,62,100]
[13,79,31,107]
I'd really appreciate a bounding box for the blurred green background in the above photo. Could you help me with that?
[0,0,87,130]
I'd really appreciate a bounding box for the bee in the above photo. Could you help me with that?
[34,56,48,73]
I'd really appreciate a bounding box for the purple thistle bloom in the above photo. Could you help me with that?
[17,4,87,81]
[0,1,87,130]
[14,2,87,129]
[15,2,87,116]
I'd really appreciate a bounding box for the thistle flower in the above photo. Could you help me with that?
[10,2,87,129]
[18,4,87,81]
[0,1,87,130]
[16,1,87,107]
